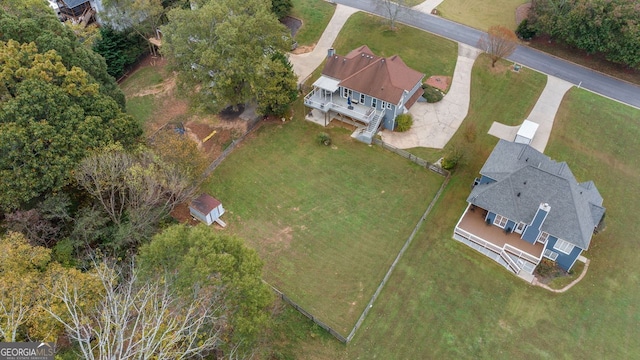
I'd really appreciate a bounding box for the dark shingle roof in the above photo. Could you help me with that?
[190,194,221,215]
[321,46,424,104]
[468,140,605,250]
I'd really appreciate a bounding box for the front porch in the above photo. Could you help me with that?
[453,205,544,276]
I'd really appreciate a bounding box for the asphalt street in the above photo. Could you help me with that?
[332,0,640,109]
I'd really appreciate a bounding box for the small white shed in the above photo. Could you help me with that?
[189,194,226,227]
[514,120,539,145]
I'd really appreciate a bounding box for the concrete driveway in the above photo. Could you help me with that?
[288,5,359,83]
[380,43,481,149]
[488,76,573,153]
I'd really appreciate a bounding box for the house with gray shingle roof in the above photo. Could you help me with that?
[453,140,605,277]
[303,46,424,144]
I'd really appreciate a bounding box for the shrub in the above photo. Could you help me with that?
[441,146,465,170]
[395,114,413,132]
[317,132,331,146]
[422,84,444,103]
[515,19,537,41]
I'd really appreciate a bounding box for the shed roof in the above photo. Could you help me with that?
[468,140,605,250]
[190,193,222,214]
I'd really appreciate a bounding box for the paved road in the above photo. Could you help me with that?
[332,0,640,109]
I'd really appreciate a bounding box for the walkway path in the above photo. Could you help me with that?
[380,43,481,149]
[488,76,573,153]
[289,5,359,83]
[532,257,590,293]
[411,0,445,14]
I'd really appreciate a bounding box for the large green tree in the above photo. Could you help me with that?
[161,0,297,113]
[137,224,274,353]
[0,41,141,211]
[0,1,126,107]
[530,0,640,68]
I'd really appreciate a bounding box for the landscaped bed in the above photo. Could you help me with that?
[204,117,445,335]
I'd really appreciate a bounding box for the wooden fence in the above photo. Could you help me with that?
[371,138,449,177]
[203,114,262,177]
[267,283,348,343]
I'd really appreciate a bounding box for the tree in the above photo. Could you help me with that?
[271,0,292,20]
[0,232,102,342]
[0,2,126,107]
[378,0,406,31]
[137,224,274,354]
[74,145,200,251]
[99,0,171,56]
[161,0,296,113]
[93,26,148,78]
[254,52,298,116]
[478,25,519,67]
[0,40,141,211]
[529,0,640,68]
[46,261,225,360]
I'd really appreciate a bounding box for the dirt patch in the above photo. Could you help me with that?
[515,3,531,26]
[488,61,509,75]
[425,75,451,92]
[170,203,200,226]
[280,16,302,37]
[291,44,315,54]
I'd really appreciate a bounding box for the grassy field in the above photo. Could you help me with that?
[291,0,336,46]
[333,12,458,77]
[436,0,528,31]
[270,55,557,358]
[204,116,445,335]
[280,59,640,359]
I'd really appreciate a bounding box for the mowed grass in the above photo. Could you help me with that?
[333,12,458,77]
[204,117,445,335]
[279,55,551,358]
[436,0,528,31]
[291,0,336,46]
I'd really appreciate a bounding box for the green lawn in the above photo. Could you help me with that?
[436,0,528,31]
[125,95,156,127]
[280,58,640,359]
[119,66,164,98]
[204,115,445,336]
[273,55,555,358]
[333,12,458,77]
[291,0,336,46]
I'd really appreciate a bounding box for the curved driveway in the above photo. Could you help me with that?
[331,0,640,109]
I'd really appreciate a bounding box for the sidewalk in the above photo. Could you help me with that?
[288,5,359,83]
[380,43,481,149]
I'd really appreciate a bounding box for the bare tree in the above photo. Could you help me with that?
[0,292,29,342]
[378,0,406,30]
[478,25,520,67]
[45,262,227,360]
[75,146,200,245]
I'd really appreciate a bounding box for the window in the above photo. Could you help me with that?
[342,88,352,98]
[493,214,508,228]
[372,98,377,108]
[360,94,365,103]
[387,102,392,109]
[554,238,574,254]
[537,232,549,244]
[515,222,526,234]
[381,101,387,109]
[543,249,559,260]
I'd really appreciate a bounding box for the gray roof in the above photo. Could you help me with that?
[468,140,605,250]
[59,0,89,9]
